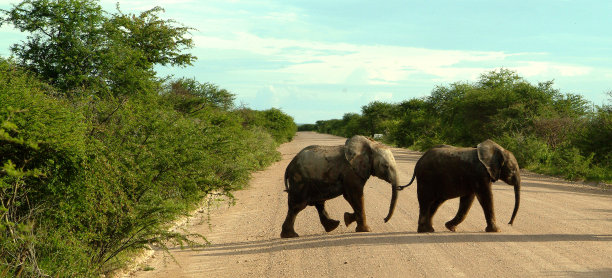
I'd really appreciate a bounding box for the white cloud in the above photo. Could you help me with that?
[193,32,515,85]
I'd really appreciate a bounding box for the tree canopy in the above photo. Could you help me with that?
[1,0,195,96]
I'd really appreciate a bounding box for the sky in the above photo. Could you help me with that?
[1,0,611,123]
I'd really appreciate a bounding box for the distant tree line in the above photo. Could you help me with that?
[0,0,296,276]
[304,69,611,183]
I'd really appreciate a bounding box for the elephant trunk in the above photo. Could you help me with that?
[384,179,399,223]
[508,177,520,225]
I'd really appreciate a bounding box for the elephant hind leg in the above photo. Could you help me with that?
[429,198,445,218]
[281,201,307,238]
[418,198,445,233]
[344,212,356,227]
[445,194,475,232]
[417,200,435,233]
[315,202,340,232]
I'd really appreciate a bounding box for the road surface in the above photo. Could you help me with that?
[130,132,611,278]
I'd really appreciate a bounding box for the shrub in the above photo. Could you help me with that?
[298,124,317,131]
[0,58,91,276]
[493,133,551,168]
[236,108,297,144]
[574,101,612,165]
[538,145,595,181]
[314,68,610,183]
[0,58,294,276]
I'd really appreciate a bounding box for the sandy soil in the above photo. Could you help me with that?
[130,132,612,278]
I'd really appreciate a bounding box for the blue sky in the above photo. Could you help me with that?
[1,0,611,123]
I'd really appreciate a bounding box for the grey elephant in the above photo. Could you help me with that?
[400,139,520,233]
[281,135,400,238]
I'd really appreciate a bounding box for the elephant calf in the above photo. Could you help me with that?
[401,140,520,233]
[281,135,401,238]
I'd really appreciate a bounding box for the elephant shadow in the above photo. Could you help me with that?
[184,232,611,257]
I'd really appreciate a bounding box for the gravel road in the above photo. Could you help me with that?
[131,132,611,278]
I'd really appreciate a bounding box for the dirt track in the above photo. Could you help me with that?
[131,132,612,278]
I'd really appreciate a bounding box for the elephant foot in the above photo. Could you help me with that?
[445,221,457,232]
[323,219,341,232]
[344,212,356,227]
[280,230,299,238]
[355,224,371,233]
[485,225,500,233]
[418,225,435,233]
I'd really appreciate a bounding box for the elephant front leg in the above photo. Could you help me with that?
[343,192,371,232]
[445,194,475,232]
[281,201,307,238]
[476,188,500,232]
[315,202,340,232]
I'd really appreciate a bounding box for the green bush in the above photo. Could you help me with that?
[81,93,283,273]
[575,100,612,165]
[236,108,297,144]
[493,133,551,168]
[298,124,317,131]
[535,145,595,181]
[0,57,293,276]
[0,58,91,276]
[314,68,610,183]
[1,1,298,275]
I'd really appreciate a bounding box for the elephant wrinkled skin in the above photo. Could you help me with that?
[281,135,400,238]
[402,139,521,233]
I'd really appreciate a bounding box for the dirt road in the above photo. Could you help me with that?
[131,132,611,277]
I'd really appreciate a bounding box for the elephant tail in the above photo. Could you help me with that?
[397,172,416,191]
[284,159,294,193]
[284,167,290,192]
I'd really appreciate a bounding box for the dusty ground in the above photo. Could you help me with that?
[130,132,611,278]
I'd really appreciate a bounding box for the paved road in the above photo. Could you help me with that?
[131,132,611,278]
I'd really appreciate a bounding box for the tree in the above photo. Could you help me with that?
[1,0,106,92]
[105,6,195,68]
[259,108,298,143]
[341,113,365,137]
[575,92,612,164]
[390,98,429,147]
[164,78,235,113]
[1,0,196,96]
[361,101,397,136]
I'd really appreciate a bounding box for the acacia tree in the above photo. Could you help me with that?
[1,0,196,96]
[164,78,236,113]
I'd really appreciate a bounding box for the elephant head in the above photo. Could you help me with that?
[345,135,400,223]
[477,139,521,225]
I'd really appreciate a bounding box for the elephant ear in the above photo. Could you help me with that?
[344,135,372,180]
[477,139,504,182]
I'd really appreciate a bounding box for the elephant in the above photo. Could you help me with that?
[280,135,401,238]
[399,139,520,233]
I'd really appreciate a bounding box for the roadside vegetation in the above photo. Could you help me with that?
[0,0,296,276]
[308,69,611,184]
